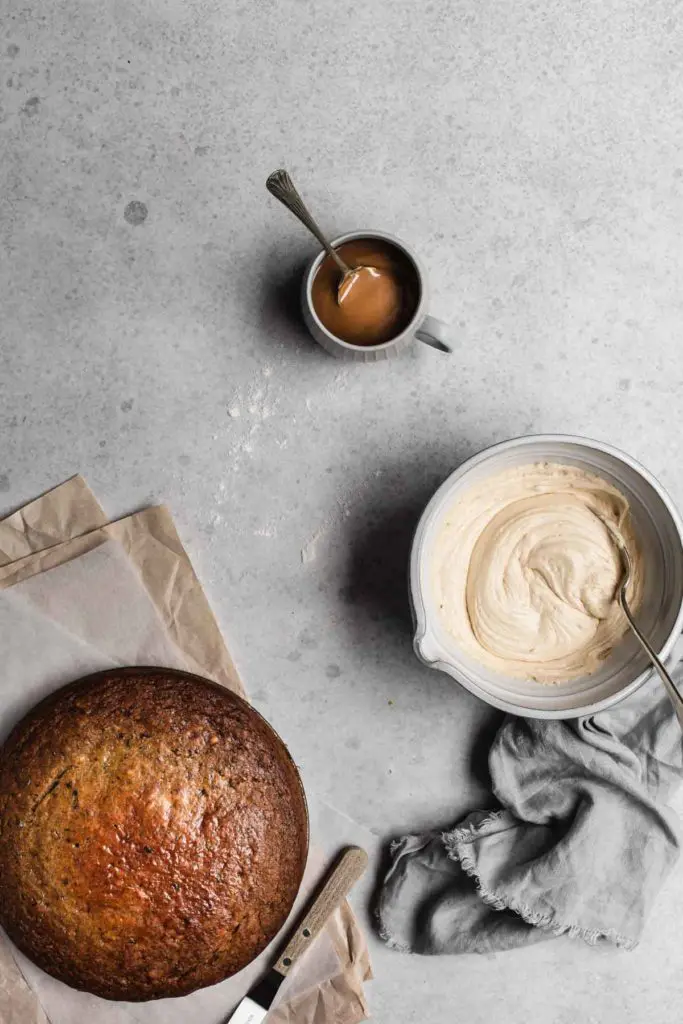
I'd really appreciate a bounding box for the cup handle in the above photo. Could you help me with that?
[415,315,453,354]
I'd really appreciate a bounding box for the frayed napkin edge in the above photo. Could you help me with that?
[442,812,637,951]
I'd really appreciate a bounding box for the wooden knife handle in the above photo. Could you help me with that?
[273,846,368,978]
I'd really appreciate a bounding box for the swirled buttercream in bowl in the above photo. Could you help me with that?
[411,435,683,718]
[433,463,643,683]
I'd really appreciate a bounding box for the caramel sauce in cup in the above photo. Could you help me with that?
[311,238,419,347]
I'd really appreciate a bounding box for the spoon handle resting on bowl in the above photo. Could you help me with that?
[266,169,352,276]
[591,507,683,729]
[618,594,683,729]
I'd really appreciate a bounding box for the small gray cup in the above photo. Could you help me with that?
[301,229,453,362]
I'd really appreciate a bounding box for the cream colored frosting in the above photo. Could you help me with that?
[433,463,642,683]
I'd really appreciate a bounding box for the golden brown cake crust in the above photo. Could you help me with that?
[0,668,308,1001]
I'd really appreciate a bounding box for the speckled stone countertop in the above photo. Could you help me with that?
[3,2,683,1020]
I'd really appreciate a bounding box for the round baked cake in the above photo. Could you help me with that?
[0,668,308,1001]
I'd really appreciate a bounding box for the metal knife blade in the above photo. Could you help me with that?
[224,847,368,1024]
[224,969,284,1024]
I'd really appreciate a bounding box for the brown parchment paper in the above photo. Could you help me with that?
[0,934,48,1024]
[0,477,243,697]
[0,476,107,565]
[0,478,372,1024]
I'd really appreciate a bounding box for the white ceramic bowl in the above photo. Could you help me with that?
[410,435,683,719]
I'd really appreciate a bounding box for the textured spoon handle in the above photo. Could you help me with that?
[273,846,368,977]
[265,169,350,274]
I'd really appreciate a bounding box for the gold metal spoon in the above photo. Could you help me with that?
[266,169,376,305]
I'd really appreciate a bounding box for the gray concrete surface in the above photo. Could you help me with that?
[3,1,683,1020]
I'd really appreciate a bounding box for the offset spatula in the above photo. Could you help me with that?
[227,846,368,1024]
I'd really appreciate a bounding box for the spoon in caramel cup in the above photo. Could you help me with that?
[266,169,376,305]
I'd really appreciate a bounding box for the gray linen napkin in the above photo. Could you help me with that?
[377,646,683,954]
